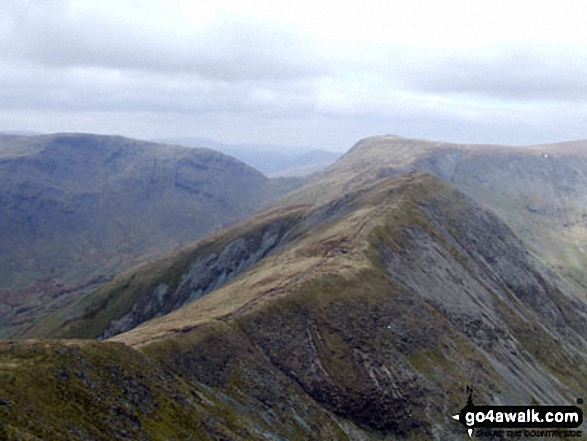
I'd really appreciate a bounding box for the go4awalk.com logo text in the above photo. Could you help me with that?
[452,387,583,438]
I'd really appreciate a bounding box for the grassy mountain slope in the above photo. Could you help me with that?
[0,133,302,338]
[2,173,584,439]
[10,175,587,440]
[0,339,346,440]
[101,174,586,438]
[279,135,587,301]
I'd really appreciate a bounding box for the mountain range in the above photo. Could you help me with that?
[0,134,585,439]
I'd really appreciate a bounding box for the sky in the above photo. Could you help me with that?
[1,0,587,151]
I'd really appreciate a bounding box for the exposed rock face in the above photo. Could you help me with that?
[99,217,299,338]
[445,150,587,300]
[0,133,302,337]
[216,179,585,438]
[23,205,308,340]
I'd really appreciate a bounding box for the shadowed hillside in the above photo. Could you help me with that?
[0,133,302,337]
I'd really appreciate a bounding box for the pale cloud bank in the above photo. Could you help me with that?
[1,0,587,150]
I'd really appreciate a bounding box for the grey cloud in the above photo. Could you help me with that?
[2,2,587,149]
[0,62,317,116]
[324,101,587,148]
[0,3,329,82]
[389,43,587,101]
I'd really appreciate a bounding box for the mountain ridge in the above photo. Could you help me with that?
[277,135,587,303]
[120,173,585,437]
[2,173,582,439]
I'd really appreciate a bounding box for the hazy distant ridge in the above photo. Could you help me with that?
[157,136,341,177]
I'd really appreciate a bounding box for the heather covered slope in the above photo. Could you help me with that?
[279,135,587,301]
[0,133,301,337]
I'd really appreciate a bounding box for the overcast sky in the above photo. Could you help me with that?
[2,0,587,151]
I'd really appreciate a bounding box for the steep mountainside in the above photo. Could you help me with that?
[3,174,583,439]
[0,133,302,337]
[279,135,587,301]
[26,205,308,340]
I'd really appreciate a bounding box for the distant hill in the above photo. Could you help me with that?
[157,137,341,177]
[0,133,303,337]
[4,174,585,439]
